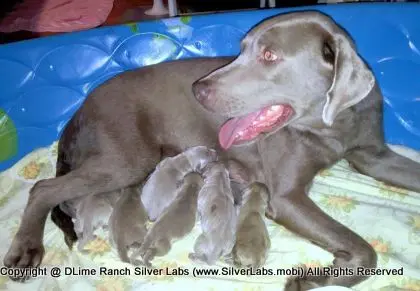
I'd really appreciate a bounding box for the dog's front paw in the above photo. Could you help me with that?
[284,266,324,291]
[284,276,320,291]
[3,235,45,282]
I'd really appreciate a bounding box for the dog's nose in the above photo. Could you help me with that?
[193,81,212,102]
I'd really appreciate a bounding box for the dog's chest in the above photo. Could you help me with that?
[220,145,266,184]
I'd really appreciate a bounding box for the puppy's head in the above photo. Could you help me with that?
[200,162,233,200]
[242,182,270,207]
[202,162,229,182]
[184,146,218,172]
[193,11,375,150]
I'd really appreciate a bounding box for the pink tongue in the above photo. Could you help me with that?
[218,110,262,150]
[218,105,291,150]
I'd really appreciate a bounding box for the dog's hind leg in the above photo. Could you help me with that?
[345,145,420,193]
[3,152,159,281]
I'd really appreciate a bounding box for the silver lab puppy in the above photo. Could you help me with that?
[60,192,117,251]
[109,187,149,263]
[141,146,217,221]
[189,162,238,265]
[231,182,271,268]
[131,172,204,267]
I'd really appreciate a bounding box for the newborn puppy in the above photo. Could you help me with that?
[189,162,238,265]
[131,172,203,267]
[141,146,217,221]
[60,191,116,251]
[109,186,149,263]
[231,182,271,268]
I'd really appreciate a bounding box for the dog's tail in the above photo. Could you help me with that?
[346,145,420,193]
[387,144,420,163]
[50,206,78,249]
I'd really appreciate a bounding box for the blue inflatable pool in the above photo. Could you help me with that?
[0,3,419,171]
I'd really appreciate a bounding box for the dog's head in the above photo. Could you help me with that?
[192,11,375,150]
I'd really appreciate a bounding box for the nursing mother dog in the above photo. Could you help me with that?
[4,11,420,290]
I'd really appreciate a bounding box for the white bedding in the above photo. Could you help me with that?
[0,141,419,291]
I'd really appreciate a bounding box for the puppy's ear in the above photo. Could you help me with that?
[322,34,375,126]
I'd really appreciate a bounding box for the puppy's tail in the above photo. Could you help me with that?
[50,206,78,249]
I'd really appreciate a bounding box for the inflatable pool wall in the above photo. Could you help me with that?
[0,3,419,171]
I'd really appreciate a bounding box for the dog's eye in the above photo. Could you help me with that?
[263,49,278,62]
[322,40,334,64]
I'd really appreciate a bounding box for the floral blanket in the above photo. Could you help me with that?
[0,141,419,291]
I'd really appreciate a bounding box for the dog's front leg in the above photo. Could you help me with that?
[258,132,377,290]
[269,192,376,290]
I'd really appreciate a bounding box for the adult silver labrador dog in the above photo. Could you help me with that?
[4,11,420,290]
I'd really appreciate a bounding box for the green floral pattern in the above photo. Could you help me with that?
[0,142,419,290]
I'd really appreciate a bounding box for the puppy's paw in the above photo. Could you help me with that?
[126,241,142,257]
[129,249,145,265]
[129,256,152,268]
[127,242,148,266]
[188,252,208,264]
[232,252,260,269]
[222,253,235,265]
[129,257,142,266]
[3,235,45,282]
[130,245,155,268]
[231,245,267,269]
[141,249,156,268]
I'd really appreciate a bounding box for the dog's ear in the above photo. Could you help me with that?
[322,34,375,126]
